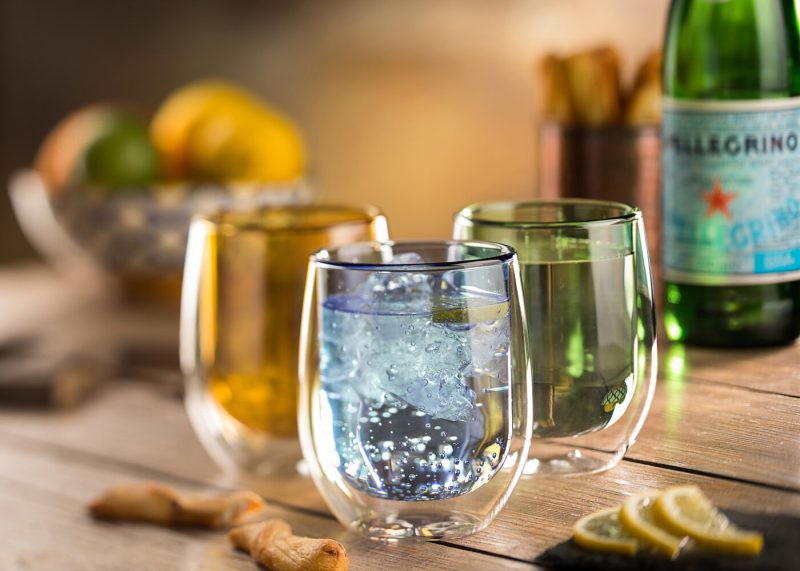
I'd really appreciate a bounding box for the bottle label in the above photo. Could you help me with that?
[662,97,800,285]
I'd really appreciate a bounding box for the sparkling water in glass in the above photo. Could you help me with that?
[300,241,532,540]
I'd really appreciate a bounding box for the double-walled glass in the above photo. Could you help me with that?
[299,241,532,540]
[181,205,388,475]
[454,200,657,476]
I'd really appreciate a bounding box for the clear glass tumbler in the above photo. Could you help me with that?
[454,200,657,476]
[299,241,532,540]
[181,205,388,475]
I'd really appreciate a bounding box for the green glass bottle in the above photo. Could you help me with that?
[662,0,800,347]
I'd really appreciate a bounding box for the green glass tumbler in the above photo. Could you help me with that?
[454,200,657,475]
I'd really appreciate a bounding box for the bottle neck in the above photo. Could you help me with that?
[663,0,800,99]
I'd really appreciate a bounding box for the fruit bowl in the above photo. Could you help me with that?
[15,79,312,288]
[9,169,313,278]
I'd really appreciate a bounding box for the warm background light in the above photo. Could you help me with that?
[0,0,669,260]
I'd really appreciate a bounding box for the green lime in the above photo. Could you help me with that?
[84,116,159,189]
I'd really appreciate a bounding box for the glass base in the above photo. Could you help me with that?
[355,512,485,541]
[523,442,625,476]
[240,445,304,477]
[185,388,303,477]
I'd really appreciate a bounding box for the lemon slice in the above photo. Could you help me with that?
[432,300,509,326]
[653,485,763,556]
[620,491,688,558]
[573,507,638,556]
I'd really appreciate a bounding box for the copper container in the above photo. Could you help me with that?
[539,122,661,288]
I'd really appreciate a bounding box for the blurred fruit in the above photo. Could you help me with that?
[84,116,159,189]
[151,80,258,178]
[35,105,115,192]
[151,80,305,182]
[35,105,157,192]
[188,111,305,183]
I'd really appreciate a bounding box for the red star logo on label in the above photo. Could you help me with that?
[702,178,738,220]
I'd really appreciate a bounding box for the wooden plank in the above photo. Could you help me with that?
[0,441,535,571]
[0,381,329,514]
[2,372,796,495]
[0,479,254,571]
[1,427,796,565]
[0,382,798,563]
[663,343,800,397]
[0,449,255,571]
[631,377,800,490]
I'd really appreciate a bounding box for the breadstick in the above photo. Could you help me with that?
[229,519,349,571]
[631,51,662,95]
[88,482,267,528]
[563,46,622,126]
[538,54,574,123]
[626,51,662,125]
[625,79,661,125]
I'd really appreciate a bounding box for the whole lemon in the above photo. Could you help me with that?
[151,80,305,183]
[151,80,262,178]
[188,109,305,183]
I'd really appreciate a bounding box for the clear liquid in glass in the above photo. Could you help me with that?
[523,244,637,438]
[317,270,512,501]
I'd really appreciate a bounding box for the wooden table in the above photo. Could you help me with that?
[0,267,798,570]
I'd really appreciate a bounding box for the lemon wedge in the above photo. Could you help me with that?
[653,485,763,556]
[573,507,638,556]
[431,300,509,326]
[620,491,688,558]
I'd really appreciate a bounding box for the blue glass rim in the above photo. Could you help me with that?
[311,240,516,271]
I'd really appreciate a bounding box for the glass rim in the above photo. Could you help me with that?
[194,203,383,233]
[456,199,641,229]
[311,239,516,271]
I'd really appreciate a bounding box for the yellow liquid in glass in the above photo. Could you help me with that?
[198,207,379,438]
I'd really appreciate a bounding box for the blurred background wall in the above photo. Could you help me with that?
[0,0,670,262]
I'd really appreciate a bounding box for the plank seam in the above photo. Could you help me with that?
[622,456,800,494]
[677,375,800,400]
